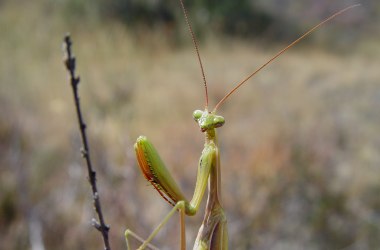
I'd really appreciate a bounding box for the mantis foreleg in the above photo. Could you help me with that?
[125,136,216,249]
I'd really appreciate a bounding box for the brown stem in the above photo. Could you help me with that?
[63,34,111,250]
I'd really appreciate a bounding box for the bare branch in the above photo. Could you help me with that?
[63,34,111,250]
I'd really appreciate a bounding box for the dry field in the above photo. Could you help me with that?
[1,1,380,249]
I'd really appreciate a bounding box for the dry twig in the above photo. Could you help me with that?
[63,34,111,250]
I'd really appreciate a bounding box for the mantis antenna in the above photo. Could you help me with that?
[213,4,360,112]
[178,0,209,109]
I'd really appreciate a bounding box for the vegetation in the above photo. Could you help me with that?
[0,0,379,249]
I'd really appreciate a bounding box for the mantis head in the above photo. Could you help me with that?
[193,110,225,132]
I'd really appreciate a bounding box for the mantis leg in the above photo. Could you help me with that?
[124,229,159,250]
[130,136,215,250]
[125,201,185,250]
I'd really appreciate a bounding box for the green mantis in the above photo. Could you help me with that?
[125,1,359,249]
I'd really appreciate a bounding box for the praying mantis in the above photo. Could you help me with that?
[125,1,359,249]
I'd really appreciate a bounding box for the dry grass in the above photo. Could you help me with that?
[1,1,380,249]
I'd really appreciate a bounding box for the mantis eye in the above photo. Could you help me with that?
[193,110,203,121]
[213,116,225,127]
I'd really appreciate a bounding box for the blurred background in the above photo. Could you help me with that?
[1,0,380,249]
